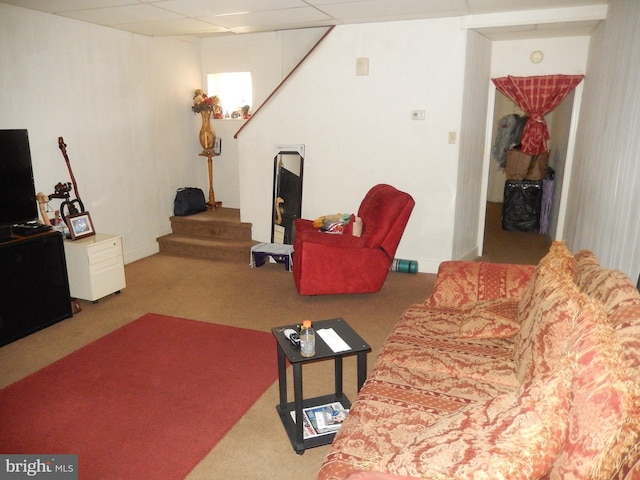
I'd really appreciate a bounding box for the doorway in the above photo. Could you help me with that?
[480,85,582,261]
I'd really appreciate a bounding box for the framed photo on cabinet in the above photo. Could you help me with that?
[67,212,95,240]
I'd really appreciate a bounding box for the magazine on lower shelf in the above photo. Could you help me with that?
[290,401,349,439]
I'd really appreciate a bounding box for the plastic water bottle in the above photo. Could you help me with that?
[299,320,315,357]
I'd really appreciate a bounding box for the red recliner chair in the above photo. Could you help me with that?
[292,184,415,295]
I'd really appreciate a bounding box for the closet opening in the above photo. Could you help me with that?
[481,83,581,263]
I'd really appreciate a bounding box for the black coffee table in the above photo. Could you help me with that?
[272,318,371,454]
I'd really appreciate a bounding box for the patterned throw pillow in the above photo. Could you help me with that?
[513,266,581,384]
[574,251,640,315]
[548,297,640,479]
[539,240,577,278]
[516,241,577,327]
[459,299,520,339]
[427,262,535,309]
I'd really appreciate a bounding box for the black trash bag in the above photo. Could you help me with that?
[502,180,543,232]
[174,187,207,216]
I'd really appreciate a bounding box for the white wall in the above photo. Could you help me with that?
[491,36,590,77]
[235,19,468,272]
[564,0,640,279]
[0,4,203,264]
[199,29,329,208]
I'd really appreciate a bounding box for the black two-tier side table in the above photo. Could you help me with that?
[271,317,371,454]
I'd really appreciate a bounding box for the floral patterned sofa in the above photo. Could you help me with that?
[318,242,640,480]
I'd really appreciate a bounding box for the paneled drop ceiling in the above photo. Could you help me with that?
[1,0,608,40]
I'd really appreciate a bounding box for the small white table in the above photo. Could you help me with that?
[250,242,294,272]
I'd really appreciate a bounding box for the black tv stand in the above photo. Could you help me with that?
[12,222,52,236]
[0,231,72,346]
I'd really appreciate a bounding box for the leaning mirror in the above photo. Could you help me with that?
[272,145,304,244]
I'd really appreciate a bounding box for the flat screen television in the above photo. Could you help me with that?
[0,129,38,228]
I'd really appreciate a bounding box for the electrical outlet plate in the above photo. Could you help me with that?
[411,110,425,120]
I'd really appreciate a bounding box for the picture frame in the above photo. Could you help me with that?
[67,211,95,240]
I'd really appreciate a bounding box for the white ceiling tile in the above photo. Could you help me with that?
[61,3,183,25]
[202,6,331,29]
[151,0,306,17]
[116,18,231,36]
[227,21,332,35]
[467,0,605,14]
[1,0,133,13]
[316,0,469,19]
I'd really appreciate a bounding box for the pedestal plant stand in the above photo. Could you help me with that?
[193,90,222,209]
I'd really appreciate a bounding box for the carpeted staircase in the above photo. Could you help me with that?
[157,208,257,262]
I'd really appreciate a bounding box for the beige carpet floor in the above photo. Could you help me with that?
[478,201,551,264]
[0,203,548,479]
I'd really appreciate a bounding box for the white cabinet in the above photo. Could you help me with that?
[64,233,126,302]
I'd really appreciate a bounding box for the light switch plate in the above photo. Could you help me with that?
[356,57,369,76]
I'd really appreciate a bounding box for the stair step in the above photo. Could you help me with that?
[156,207,258,263]
[169,208,252,241]
[157,234,257,263]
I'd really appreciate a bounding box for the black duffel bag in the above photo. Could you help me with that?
[174,187,207,216]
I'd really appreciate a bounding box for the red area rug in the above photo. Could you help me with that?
[0,313,277,479]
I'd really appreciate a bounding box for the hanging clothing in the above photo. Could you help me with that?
[492,114,517,168]
[492,114,526,168]
[512,115,528,149]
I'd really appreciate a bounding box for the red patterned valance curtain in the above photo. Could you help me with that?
[492,75,584,155]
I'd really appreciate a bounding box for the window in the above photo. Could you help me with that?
[207,72,252,118]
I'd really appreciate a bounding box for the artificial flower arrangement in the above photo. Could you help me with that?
[192,89,223,118]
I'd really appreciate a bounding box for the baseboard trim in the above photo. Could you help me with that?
[457,246,479,262]
[123,243,159,265]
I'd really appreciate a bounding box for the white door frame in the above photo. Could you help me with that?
[554,81,584,241]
